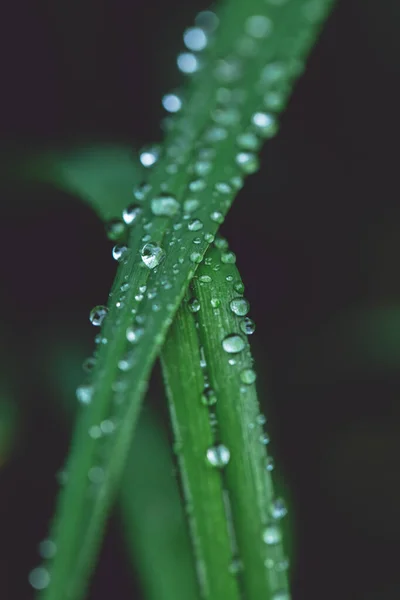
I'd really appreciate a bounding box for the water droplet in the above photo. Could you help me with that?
[228,558,243,574]
[211,297,221,308]
[188,218,203,231]
[88,466,105,484]
[264,90,285,111]
[190,252,203,263]
[214,236,228,249]
[162,93,182,113]
[266,456,275,471]
[188,297,201,313]
[133,182,151,200]
[214,58,243,83]
[189,178,206,192]
[122,204,142,225]
[262,524,282,545]
[240,368,257,384]
[212,106,241,126]
[201,388,217,406]
[270,497,288,519]
[221,251,236,264]
[214,181,232,194]
[229,297,249,316]
[260,62,287,85]
[210,211,224,223]
[272,592,291,600]
[275,558,290,572]
[234,281,245,294]
[100,419,116,434]
[151,194,180,217]
[112,244,129,262]
[235,151,259,174]
[237,131,260,151]
[89,305,108,326]
[206,444,230,467]
[222,334,245,353]
[184,198,200,213]
[76,384,93,405]
[195,10,219,33]
[240,317,256,335]
[251,111,278,137]
[204,232,215,243]
[105,219,126,241]
[183,27,208,51]
[139,145,160,167]
[141,243,166,269]
[29,567,50,590]
[194,160,212,176]
[205,126,228,142]
[199,274,211,283]
[257,414,266,425]
[126,326,144,344]
[245,15,273,38]
[260,433,270,445]
[38,539,57,559]
[177,52,199,74]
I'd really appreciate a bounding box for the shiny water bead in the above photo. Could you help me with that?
[88,466,105,484]
[201,387,217,406]
[189,178,206,192]
[141,243,166,269]
[188,297,201,313]
[105,218,126,241]
[214,182,231,195]
[183,198,200,213]
[112,244,129,261]
[240,317,256,335]
[126,326,144,344]
[231,175,244,189]
[245,15,273,38]
[257,414,266,425]
[194,160,212,176]
[229,297,250,316]
[133,182,151,201]
[205,126,228,142]
[212,106,241,126]
[270,497,288,520]
[264,90,285,111]
[122,203,142,225]
[211,297,221,308]
[228,558,243,574]
[214,236,228,249]
[260,432,270,445]
[206,444,230,467]
[210,211,224,223]
[38,539,57,559]
[29,567,50,590]
[266,456,275,471]
[214,57,243,83]
[183,27,208,51]
[76,384,93,405]
[236,131,260,151]
[89,305,108,326]
[177,52,199,74]
[151,194,180,217]
[262,524,282,545]
[190,251,203,263]
[240,368,257,384]
[235,151,259,174]
[204,232,215,243]
[139,145,160,167]
[234,280,245,294]
[275,558,290,572]
[199,274,212,283]
[188,218,203,231]
[251,111,278,137]
[221,251,236,264]
[195,10,219,33]
[162,93,182,113]
[222,334,246,353]
[260,61,287,86]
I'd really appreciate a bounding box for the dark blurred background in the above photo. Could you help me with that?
[1,0,400,598]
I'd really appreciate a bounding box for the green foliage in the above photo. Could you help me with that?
[23,1,337,599]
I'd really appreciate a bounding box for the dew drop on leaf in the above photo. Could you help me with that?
[188,297,201,312]
[210,211,224,223]
[183,198,200,213]
[126,326,144,344]
[105,219,126,241]
[270,497,288,520]
[240,317,256,335]
[141,243,166,269]
[183,27,208,51]
[235,151,259,174]
[229,297,250,316]
[245,15,273,38]
[201,387,217,406]
[251,111,278,137]
[122,204,142,225]
[206,444,230,467]
[28,567,50,590]
[112,244,129,262]
[151,194,180,217]
[221,251,236,264]
[240,368,257,384]
[222,334,246,353]
[190,252,203,263]
[139,145,160,167]
[266,457,275,472]
[262,524,282,545]
[162,93,182,113]
[76,384,93,405]
[177,52,199,74]
[188,218,204,231]
[89,305,108,326]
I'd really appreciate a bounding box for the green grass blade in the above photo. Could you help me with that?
[161,241,290,599]
[120,408,201,600]
[35,2,335,598]
[161,291,242,600]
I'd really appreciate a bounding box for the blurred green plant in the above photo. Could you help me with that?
[11,1,337,599]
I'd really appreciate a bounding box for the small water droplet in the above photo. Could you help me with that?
[76,384,93,405]
[112,244,129,262]
[260,432,270,445]
[162,93,182,113]
[89,305,108,326]
[229,297,249,316]
[133,182,151,201]
[210,211,224,223]
[257,414,266,425]
[188,218,203,231]
[262,524,282,545]
[245,15,273,38]
[183,198,200,213]
[206,444,230,467]
[105,219,126,241]
[205,126,228,142]
[270,497,288,519]
[204,232,215,243]
[272,592,291,600]
[177,52,199,74]
[88,466,105,484]
[151,194,180,217]
[210,297,221,308]
[235,151,259,174]
[266,456,275,471]
[190,252,203,263]
[38,539,57,559]
[189,178,206,192]
[214,58,243,83]
[212,106,241,126]
[228,558,243,574]
[201,388,217,406]
[122,204,142,225]
[221,251,236,264]
[195,10,219,33]
[183,26,208,51]
[126,326,144,344]
[214,181,232,194]
[264,90,285,111]
[236,131,260,151]
[234,281,245,294]
[251,111,278,137]
[240,368,257,384]
[240,317,256,335]
[222,334,245,353]
[139,145,160,167]
[214,236,228,249]
[29,567,50,590]
[188,297,201,313]
[199,274,212,283]
[141,243,166,269]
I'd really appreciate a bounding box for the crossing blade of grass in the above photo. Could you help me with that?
[161,291,242,600]
[34,2,335,599]
[120,408,201,600]
[160,241,290,600]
